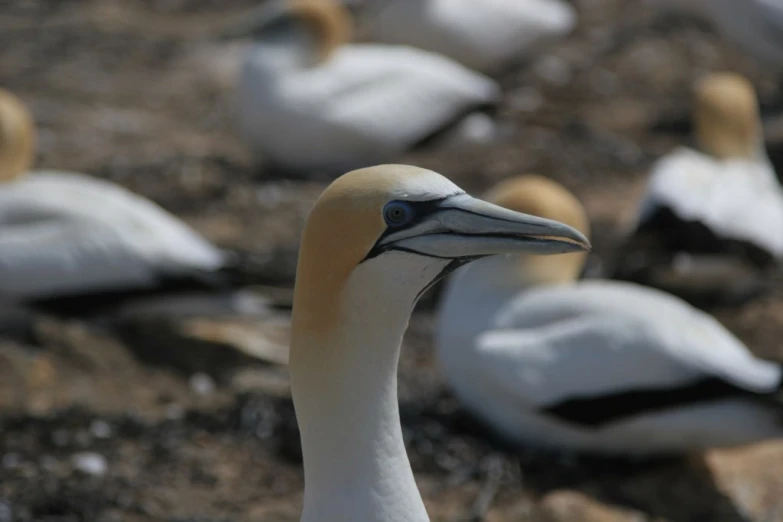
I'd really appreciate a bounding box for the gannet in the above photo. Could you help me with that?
[651,0,783,68]
[289,164,589,521]
[437,174,783,455]
[358,0,577,74]
[230,0,500,174]
[614,72,783,304]
[0,89,249,313]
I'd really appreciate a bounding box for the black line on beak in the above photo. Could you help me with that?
[412,256,483,304]
[361,195,457,262]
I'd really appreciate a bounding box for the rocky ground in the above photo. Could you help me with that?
[1,0,783,521]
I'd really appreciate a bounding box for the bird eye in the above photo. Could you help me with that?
[383,201,414,227]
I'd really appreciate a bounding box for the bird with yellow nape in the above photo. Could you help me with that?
[287,164,588,522]
[436,174,783,456]
[614,72,783,306]
[225,0,501,174]
[0,88,269,316]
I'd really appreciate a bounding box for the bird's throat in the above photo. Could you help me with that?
[289,310,429,522]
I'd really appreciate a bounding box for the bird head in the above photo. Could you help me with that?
[693,72,762,160]
[292,165,590,337]
[0,88,35,182]
[219,0,352,65]
[483,174,591,285]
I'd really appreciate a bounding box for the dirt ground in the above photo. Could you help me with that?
[2,1,783,521]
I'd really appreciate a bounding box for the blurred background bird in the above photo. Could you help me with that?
[357,0,577,75]
[614,73,783,306]
[437,175,783,456]
[0,88,278,319]
[224,0,501,175]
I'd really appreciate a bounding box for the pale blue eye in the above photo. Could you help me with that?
[383,201,414,227]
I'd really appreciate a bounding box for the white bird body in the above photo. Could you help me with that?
[437,174,783,455]
[654,0,783,68]
[236,42,500,172]
[438,267,783,454]
[637,146,783,257]
[615,74,782,302]
[0,170,225,300]
[360,0,577,73]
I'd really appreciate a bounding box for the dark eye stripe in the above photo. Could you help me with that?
[377,198,449,239]
[362,196,453,262]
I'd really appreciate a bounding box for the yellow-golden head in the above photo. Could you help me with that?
[0,88,35,182]
[693,72,762,160]
[484,175,590,284]
[288,0,352,63]
[292,165,590,338]
[220,0,352,65]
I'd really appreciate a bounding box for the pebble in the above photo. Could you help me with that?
[533,55,573,86]
[71,452,108,477]
[1,453,21,470]
[51,429,70,447]
[38,455,58,472]
[0,499,12,522]
[165,403,185,420]
[90,419,113,439]
[189,372,216,396]
[509,86,544,113]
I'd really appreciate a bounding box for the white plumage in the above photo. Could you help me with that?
[637,147,783,257]
[232,0,500,173]
[614,73,782,303]
[359,0,577,74]
[437,176,783,455]
[0,171,225,300]
[237,44,500,172]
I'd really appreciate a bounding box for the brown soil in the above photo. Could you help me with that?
[2,1,783,521]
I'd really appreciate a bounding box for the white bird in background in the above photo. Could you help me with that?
[614,72,783,304]
[358,0,577,74]
[288,164,588,521]
[651,0,783,69]
[437,174,783,455]
[0,89,258,315]
[229,0,501,174]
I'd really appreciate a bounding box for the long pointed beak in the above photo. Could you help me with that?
[379,194,590,259]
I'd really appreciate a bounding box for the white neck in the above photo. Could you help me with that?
[290,256,444,522]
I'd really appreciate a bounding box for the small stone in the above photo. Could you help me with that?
[534,55,573,86]
[453,112,498,144]
[39,455,58,472]
[1,453,21,470]
[90,420,112,439]
[51,429,70,447]
[0,499,12,522]
[165,403,185,420]
[74,430,92,448]
[189,372,216,396]
[509,87,544,113]
[71,452,108,477]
